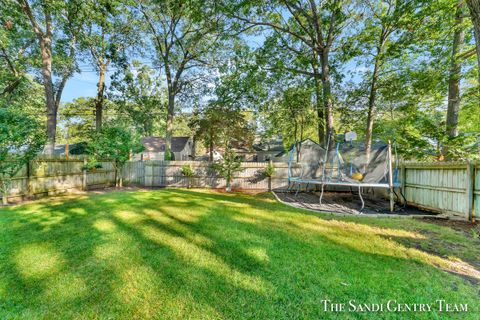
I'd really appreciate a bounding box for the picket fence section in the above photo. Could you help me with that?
[1,159,478,220]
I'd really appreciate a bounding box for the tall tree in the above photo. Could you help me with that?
[15,0,78,155]
[0,3,35,96]
[263,86,317,161]
[192,104,255,161]
[109,62,166,137]
[446,0,466,139]
[137,0,223,158]
[467,0,480,84]
[229,0,355,147]
[358,0,417,162]
[77,0,134,131]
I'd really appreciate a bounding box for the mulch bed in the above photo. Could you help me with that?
[274,190,438,216]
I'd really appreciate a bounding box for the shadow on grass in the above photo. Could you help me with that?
[0,188,479,319]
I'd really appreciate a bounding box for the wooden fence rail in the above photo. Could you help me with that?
[1,159,478,221]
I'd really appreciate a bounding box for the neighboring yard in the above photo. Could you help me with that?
[0,189,479,319]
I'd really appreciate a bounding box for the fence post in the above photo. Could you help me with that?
[144,161,152,187]
[387,141,394,212]
[26,160,33,198]
[82,158,87,191]
[466,161,475,221]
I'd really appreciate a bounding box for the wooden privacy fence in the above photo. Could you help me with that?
[143,161,289,190]
[1,158,141,202]
[400,162,478,221]
[1,159,478,221]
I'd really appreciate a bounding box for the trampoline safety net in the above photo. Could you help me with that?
[288,141,400,186]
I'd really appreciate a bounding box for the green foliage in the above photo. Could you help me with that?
[109,62,167,137]
[262,86,318,149]
[180,164,195,177]
[164,149,173,161]
[82,158,102,172]
[192,104,255,158]
[0,108,44,204]
[57,97,96,144]
[87,125,144,186]
[212,148,242,192]
[180,164,195,188]
[263,163,275,178]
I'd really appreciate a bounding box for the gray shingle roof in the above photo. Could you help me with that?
[141,136,190,153]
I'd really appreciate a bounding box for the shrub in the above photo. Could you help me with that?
[0,108,44,205]
[212,148,242,192]
[164,149,173,160]
[264,163,275,177]
[87,125,144,187]
[180,164,195,188]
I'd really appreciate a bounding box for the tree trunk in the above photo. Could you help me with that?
[39,36,56,155]
[95,66,106,131]
[165,90,175,158]
[446,0,466,140]
[365,32,386,163]
[2,180,8,205]
[119,171,123,188]
[467,0,480,85]
[312,60,325,145]
[294,122,299,162]
[20,1,57,155]
[320,50,335,149]
[209,138,214,162]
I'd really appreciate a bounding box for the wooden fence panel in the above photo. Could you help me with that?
[1,158,478,221]
[474,164,480,220]
[142,161,290,190]
[403,163,472,220]
[86,161,115,189]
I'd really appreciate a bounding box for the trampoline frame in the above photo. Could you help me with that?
[287,140,405,212]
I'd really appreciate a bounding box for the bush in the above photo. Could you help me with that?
[180,164,195,188]
[87,125,144,187]
[212,148,242,192]
[164,149,173,160]
[82,158,102,171]
[264,163,275,177]
[0,108,45,205]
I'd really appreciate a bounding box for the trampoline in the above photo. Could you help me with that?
[287,139,404,212]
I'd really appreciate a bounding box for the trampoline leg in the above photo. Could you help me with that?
[358,185,364,213]
[319,184,324,204]
[389,187,394,212]
[399,188,407,208]
[295,183,301,197]
[305,183,309,192]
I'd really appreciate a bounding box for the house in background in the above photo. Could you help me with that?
[43,142,88,156]
[253,137,285,162]
[134,136,195,161]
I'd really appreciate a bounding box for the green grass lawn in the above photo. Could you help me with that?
[0,189,479,319]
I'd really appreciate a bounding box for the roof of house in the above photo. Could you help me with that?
[141,136,191,153]
[51,142,87,155]
[253,137,285,152]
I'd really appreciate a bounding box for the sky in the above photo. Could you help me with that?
[60,30,367,104]
[62,72,104,102]
[60,33,269,103]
